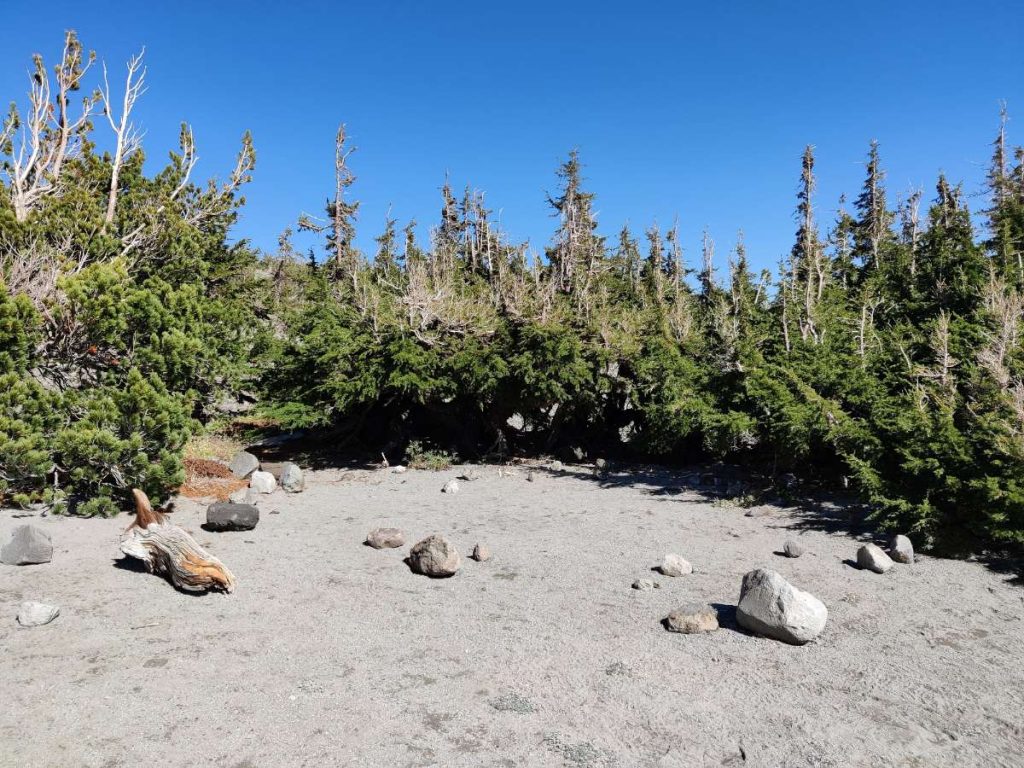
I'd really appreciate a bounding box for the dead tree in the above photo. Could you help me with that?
[120,489,236,593]
[101,48,146,227]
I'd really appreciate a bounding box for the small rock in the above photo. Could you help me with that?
[549,461,563,472]
[471,543,491,562]
[206,502,259,531]
[17,601,60,627]
[280,463,304,493]
[857,543,894,573]
[665,604,719,633]
[408,535,461,577]
[457,469,481,482]
[228,450,260,478]
[392,465,407,474]
[889,534,914,564]
[632,578,659,591]
[1,525,53,565]
[783,539,804,558]
[659,553,693,577]
[228,487,256,504]
[249,470,277,494]
[736,568,827,644]
[366,527,405,549]
[526,471,536,482]
[441,479,460,494]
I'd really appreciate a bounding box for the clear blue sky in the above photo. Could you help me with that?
[2,1,1022,272]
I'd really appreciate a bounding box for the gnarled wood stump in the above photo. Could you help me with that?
[120,489,236,593]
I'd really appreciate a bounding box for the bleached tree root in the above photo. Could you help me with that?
[120,489,236,593]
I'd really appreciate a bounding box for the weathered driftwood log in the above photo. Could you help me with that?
[120,489,236,593]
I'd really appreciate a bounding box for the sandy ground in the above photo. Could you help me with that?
[1,463,1023,768]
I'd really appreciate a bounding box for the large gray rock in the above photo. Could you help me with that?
[889,534,914,564]
[17,601,60,627]
[228,450,260,478]
[249,470,277,494]
[408,535,461,577]
[366,527,405,549]
[665,604,719,634]
[857,543,894,573]
[206,502,259,531]
[280,463,305,493]
[659,553,693,577]
[1,525,53,565]
[736,568,828,645]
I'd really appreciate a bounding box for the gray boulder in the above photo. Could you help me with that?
[736,568,828,645]
[889,534,914,564]
[408,535,461,577]
[1,525,53,565]
[857,543,894,573]
[665,604,719,634]
[206,502,259,531]
[17,601,60,627]
[441,479,460,494]
[366,527,405,549]
[783,539,804,558]
[280,463,304,492]
[228,450,260,478]
[659,553,693,577]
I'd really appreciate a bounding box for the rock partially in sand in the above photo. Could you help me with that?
[392,465,407,474]
[228,450,259,478]
[857,543,893,573]
[665,604,719,634]
[783,539,804,558]
[549,460,563,472]
[889,534,914,564]
[366,527,405,549]
[280,463,304,493]
[17,601,60,627]
[441,479,460,494]
[229,487,256,504]
[249,470,277,494]
[526,470,536,482]
[736,568,827,645]
[471,543,491,562]
[206,502,259,531]
[457,469,481,482]
[1,525,53,565]
[659,553,693,577]
[632,578,660,591]
[408,535,461,577]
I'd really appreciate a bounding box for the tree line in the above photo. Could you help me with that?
[2,34,1023,555]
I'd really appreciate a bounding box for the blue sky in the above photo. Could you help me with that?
[2,1,1022,272]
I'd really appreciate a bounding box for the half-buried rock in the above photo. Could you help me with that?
[17,601,60,627]
[736,568,827,645]
[665,604,719,634]
[408,534,461,577]
[206,502,259,531]
[857,543,893,573]
[366,527,405,549]
[1,524,53,565]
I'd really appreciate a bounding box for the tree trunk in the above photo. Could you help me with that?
[120,489,236,593]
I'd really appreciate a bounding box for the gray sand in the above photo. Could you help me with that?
[2,465,1022,767]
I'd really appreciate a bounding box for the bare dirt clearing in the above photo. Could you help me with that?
[2,465,1022,767]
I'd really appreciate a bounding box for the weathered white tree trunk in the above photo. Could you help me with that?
[120,489,236,593]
